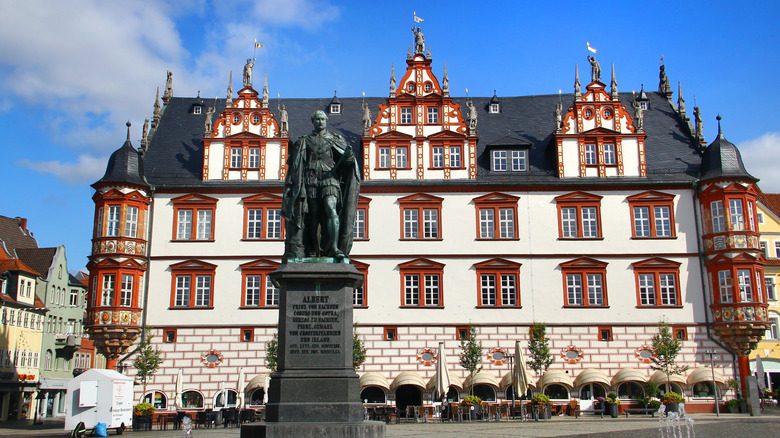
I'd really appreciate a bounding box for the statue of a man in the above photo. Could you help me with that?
[362,101,371,131]
[243,58,256,87]
[467,99,478,129]
[279,104,289,134]
[282,110,360,260]
[659,64,671,94]
[412,26,424,54]
[632,99,644,131]
[554,102,562,129]
[587,55,601,82]
[204,107,215,134]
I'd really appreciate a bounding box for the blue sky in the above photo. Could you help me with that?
[1,0,778,272]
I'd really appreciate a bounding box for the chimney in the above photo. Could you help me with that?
[16,217,27,233]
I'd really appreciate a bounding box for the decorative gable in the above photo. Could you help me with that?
[203,72,288,182]
[363,29,476,181]
[555,74,646,179]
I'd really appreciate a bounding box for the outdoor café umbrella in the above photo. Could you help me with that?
[435,342,451,401]
[514,341,530,419]
[263,374,271,404]
[756,354,766,391]
[174,368,183,410]
[514,341,529,397]
[236,368,245,408]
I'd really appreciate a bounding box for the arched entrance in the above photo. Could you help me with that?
[394,385,422,416]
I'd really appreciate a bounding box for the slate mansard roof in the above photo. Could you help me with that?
[139,90,703,190]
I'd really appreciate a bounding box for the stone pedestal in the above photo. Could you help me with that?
[241,262,385,438]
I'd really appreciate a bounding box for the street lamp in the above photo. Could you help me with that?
[705,350,720,417]
[506,353,516,419]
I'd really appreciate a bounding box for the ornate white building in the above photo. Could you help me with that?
[86,29,768,415]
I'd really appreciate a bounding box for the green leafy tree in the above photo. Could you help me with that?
[528,323,554,376]
[650,320,688,389]
[458,323,483,395]
[352,323,367,370]
[132,326,164,396]
[265,331,278,372]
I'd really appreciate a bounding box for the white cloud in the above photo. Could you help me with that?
[0,0,340,184]
[18,154,107,186]
[738,132,780,193]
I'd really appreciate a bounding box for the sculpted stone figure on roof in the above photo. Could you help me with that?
[412,26,424,54]
[362,101,372,134]
[467,99,478,131]
[243,58,256,87]
[632,99,644,131]
[279,104,288,135]
[587,55,601,82]
[204,106,215,134]
[281,110,360,261]
[659,64,671,94]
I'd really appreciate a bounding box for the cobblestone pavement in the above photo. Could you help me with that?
[2,407,779,437]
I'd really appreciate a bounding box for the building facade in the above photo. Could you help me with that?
[752,194,780,394]
[86,30,769,414]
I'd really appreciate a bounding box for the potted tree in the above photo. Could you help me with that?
[531,394,552,420]
[661,392,684,414]
[649,320,688,410]
[604,393,620,418]
[133,402,154,431]
[459,324,483,420]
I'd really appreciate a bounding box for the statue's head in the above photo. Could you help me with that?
[311,110,328,131]
[247,58,252,63]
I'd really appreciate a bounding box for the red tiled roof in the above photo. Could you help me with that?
[0,215,38,254]
[758,192,780,218]
[0,258,40,276]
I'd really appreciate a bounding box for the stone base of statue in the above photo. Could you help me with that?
[240,262,385,438]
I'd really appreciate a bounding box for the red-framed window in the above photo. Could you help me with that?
[455,326,469,341]
[242,193,284,240]
[163,329,177,343]
[672,325,688,341]
[708,254,766,304]
[699,183,760,235]
[554,192,603,239]
[353,196,372,241]
[375,137,412,170]
[428,140,465,170]
[239,259,280,308]
[398,194,443,240]
[384,326,398,341]
[241,327,254,342]
[627,191,676,238]
[352,260,369,308]
[88,259,143,309]
[474,258,521,307]
[632,257,682,307]
[560,257,608,307]
[580,136,619,171]
[598,326,613,342]
[473,193,519,240]
[399,258,444,308]
[172,194,218,241]
[169,260,217,309]
[93,189,149,239]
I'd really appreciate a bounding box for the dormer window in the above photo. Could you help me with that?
[640,101,648,110]
[193,106,202,115]
[330,103,341,114]
[489,91,501,114]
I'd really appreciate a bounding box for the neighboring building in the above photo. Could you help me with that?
[0,249,46,421]
[15,246,87,418]
[86,29,770,414]
[752,193,780,393]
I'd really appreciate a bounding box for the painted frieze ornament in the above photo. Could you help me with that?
[417,348,437,366]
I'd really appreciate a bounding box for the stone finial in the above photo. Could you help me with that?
[574,64,581,100]
[442,62,449,97]
[390,63,396,98]
[126,121,131,141]
[163,70,173,101]
[610,63,618,100]
[226,71,234,107]
[152,87,161,129]
[262,72,269,108]
[141,118,149,150]
[407,46,412,60]
[677,82,687,118]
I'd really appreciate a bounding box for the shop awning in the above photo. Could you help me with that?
[649,370,686,386]
[687,367,726,386]
[537,370,573,389]
[245,373,268,392]
[463,370,499,390]
[390,371,426,390]
[611,368,648,386]
[573,368,610,388]
[499,371,536,390]
[360,372,390,391]
[426,371,463,391]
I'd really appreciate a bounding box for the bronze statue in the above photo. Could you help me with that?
[282,110,360,261]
